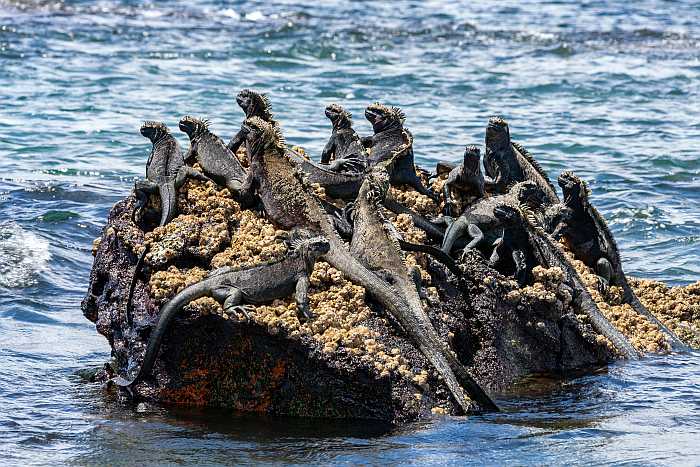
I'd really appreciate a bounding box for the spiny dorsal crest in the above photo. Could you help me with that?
[239,89,274,121]
[511,141,556,192]
[245,116,286,152]
[520,204,546,234]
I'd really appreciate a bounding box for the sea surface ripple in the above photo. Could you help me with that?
[0,1,698,465]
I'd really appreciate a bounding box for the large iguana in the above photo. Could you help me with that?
[546,171,688,352]
[483,117,559,204]
[238,116,498,413]
[114,229,330,389]
[362,103,436,200]
[133,121,211,227]
[349,167,498,412]
[440,181,548,256]
[179,116,248,195]
[227,89,277,154]
[320,103,367,173]
[126,121,212,325]
[442,145,486,217]
[507,203,641,360]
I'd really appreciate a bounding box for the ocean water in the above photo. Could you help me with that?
[1,0,699,465]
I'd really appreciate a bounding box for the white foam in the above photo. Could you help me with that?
[0,223,51,288]
[245,11,265,22]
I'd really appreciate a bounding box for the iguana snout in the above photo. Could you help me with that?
[178,116,207,138]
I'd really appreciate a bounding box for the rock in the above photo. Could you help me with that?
[82,176,646,423]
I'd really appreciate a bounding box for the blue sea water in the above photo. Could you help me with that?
[1,0,699,465]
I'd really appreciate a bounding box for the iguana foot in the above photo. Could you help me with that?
[225,304,255,320]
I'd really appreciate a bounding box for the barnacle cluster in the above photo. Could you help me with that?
[561,246,670,353]
[389,185,438,216]
[504,266,571,309]
[630,278,700,349]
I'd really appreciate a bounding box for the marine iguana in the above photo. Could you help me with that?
[488,205,541,286]
[239,116,498,413]
[442,145,486,217]
[349,167,498,412]
[362,103,437,200]
[547,171,688,352]
[133,121,212,227]
[508,203,641,360]
[179,116,248,195]
[286,149,366,200]
[483,117,559,204]
[440,181,548,256]
[114,229,330,388]
[320,103,367,173]
[126,122,213,325]
[226,89,277,155]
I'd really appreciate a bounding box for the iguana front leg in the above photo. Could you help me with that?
[320,137,335,165]
[133,179,158,223]
[295,275,313,320]
[442,218,482,254]
[513,249,528,286]
[227,129,245,155]
[595,257,613,294]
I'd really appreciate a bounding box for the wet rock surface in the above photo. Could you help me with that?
[82,164,697,423]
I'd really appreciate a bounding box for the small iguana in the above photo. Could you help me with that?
[506,203,641,360]
[126,121,212,325]
[546,171,689,352]
[440,181,548,256]
[133,121,211,227]
[114,229,330,388]
[350,166,498,412]
[442,145,486,217]
[488,205,540,286]
[239,116,498,413]
[362,103,437,200]
[483,117,559,204]
[179,116,248,195]
[319,103,367,173]
[227,89,277,154]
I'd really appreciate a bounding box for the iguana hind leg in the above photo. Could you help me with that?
[132,180,158,223]
[295,275,314,320]
[214,286,252,320]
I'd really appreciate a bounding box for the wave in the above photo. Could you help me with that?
[0,222,51,288]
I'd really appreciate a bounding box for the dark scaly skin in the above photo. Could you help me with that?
[320,103,367,173]
[179,116,248,195]
[349,167,498,412]
[488,205,541,286]
[127,122,212,325]
[227,89,277,155]
[363,103,437,200]
[483,117,559,204]
[286,149,365,200]
[133,121,211,227]
[114,230,330,388]
[442,145,486,217]
[512,204,641,360]
[441,181,548,256]
[239,116,496,414]
[548,171,688,352]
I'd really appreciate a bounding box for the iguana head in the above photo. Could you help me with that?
[178,116,210,140]
[288,228,331,261]
[485,116,511,151]
[236,89,274,121]
[558,171,589,205]
[514,181,548,209]
[240,116,286,158]
[463,145,482,174]
[140,121,170,143]
[365,103,405,133]
[493,204,522,226]
[325,103,352,130]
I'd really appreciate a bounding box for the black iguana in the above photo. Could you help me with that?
[114,229,330,388]
[442,145,486,217]
[320,103,367,173]
[227,89,277,154]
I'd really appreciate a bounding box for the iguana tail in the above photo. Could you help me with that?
[323,240,498,413]
[125,247,149,326]
[398,240,463,278]
[114,278,213,388]
[385,196,446,243]
[158,181,178,226]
